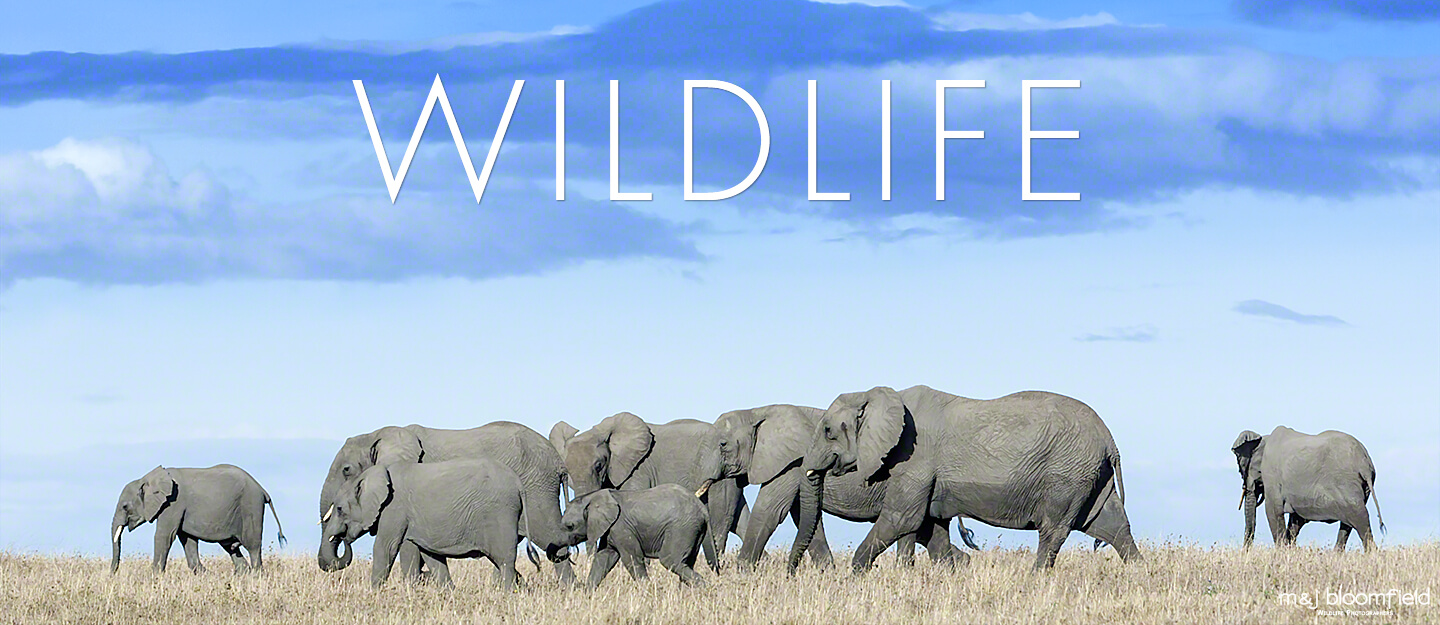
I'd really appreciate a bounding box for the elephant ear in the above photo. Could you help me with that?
[585,490,621,554]
[750,405,819,484]
[549,421,578,459]
[599,412,653,486]
[689,426,725,490]
[140,466,177,522]
[1231,430,1261,454]
[371,426,422,467]
[1231,430,1265,490]
[856,387,906,479]
[355,465,393,533]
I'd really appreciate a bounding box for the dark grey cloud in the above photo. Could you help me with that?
[1233,299,1348,326]
[1235,0,1440,26]
[1077,325,1158,343]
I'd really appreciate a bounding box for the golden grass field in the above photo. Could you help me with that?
[3,542,1436,624]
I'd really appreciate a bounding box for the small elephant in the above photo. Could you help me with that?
[561,485,709,589]
[1232,426,1386,552]
[320,458,525,589]
[110,464,286,574]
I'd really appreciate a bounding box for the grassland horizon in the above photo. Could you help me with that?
[3,541,1437,624]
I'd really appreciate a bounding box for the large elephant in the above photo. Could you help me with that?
[320,459,525,589]
[1231,426,1386,552]
[715,404,977,573]
[800,385,1142,572]
[317,422,574,585]
[111,464,286,574]
[549,412,747,572]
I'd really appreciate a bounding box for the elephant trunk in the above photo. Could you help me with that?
[318,534,353,572]
[110,523,122,574]
[1242,490,1258,550]
[787,470,823,575]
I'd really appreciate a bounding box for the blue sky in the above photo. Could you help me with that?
[1,0,1436,558]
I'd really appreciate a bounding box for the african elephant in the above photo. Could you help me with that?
[715,404,977,573]
[111,464,286,574]
[1232,426,1386,552]
[317,422,573,585]
[320,458,524,589]
[550,413,747,572]
[560,485,709,588]
[800,386,1142,572]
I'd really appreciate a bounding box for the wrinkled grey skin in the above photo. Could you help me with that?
[802,386,1142,572]
[560,485,709,589]
[715,404,978,574]
[317,422,573,585]
[320,459,524,589]
[550,413,747,573]
[111,464,286,574]
[1232,426,1385,552]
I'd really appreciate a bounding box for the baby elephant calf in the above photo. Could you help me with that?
[111,464,285,574]
[562,484,708,588]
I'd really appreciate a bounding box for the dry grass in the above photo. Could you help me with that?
[2,542,1437,624]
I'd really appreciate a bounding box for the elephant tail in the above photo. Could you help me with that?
[1109,442,1127,506]
[1365,473,1386,535]
[265,493,287,548]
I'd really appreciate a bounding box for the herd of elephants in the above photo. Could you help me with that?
[109,384,1387,589]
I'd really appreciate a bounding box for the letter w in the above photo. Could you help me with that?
[354,75,524,203]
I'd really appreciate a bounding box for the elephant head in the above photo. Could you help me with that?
[1231,430,1267,549]
[803,387,906,480]
[110,466,176,573]
[317,426,420,570]
[558,412,653,497]
[560,489,621,555]
[714,405,819,485]
[318,465,393,572]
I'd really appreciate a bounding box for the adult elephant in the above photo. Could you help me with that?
[715,404,977,573]
[549,412,748,572]
[316,422,574,585]
[1231,426,1385,552]
[799,385,1142,572]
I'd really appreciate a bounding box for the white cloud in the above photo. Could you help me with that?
[930,11,1121,32]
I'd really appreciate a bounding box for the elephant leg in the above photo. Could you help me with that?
[417,551,452,588]
[369,528,405,589]
[1285,514,1307,546]
[1347,506,1377,553]
[490,551,517,591]
[620,550,648,582]
[734,497,751,544]
[854,477,928,574]
[396,542,425,582]
[221,540,249,574]
[1081,492,1142,562]
[1335,524,1352,552]
[918,517,967,568]
[737,477,798,569]
[661,535,707,587]
[788,500,834,568]
[179,533,206,573]
[152,518,180,572]
[1034,522,1070,570]
[895,533,919,567]
[1264,496,1286,546]
[587,548,620,589]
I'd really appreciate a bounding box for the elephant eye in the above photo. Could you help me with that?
[341,464,354,477]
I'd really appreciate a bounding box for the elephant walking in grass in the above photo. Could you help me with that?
[714,404,977,573]
[317,422,574,585]
[560,485,710,588]
[111,464,286,574]
[550,413,747,572]
[320,459,525,589]
[1232,426,1385,552]
[799,386,1142,572]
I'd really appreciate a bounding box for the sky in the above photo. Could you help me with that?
[1,0,1437,561]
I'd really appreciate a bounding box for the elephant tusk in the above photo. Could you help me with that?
[321,504,335,524]
[113,526,123,543]
[805,469,817,477]
[694,480,712,498]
